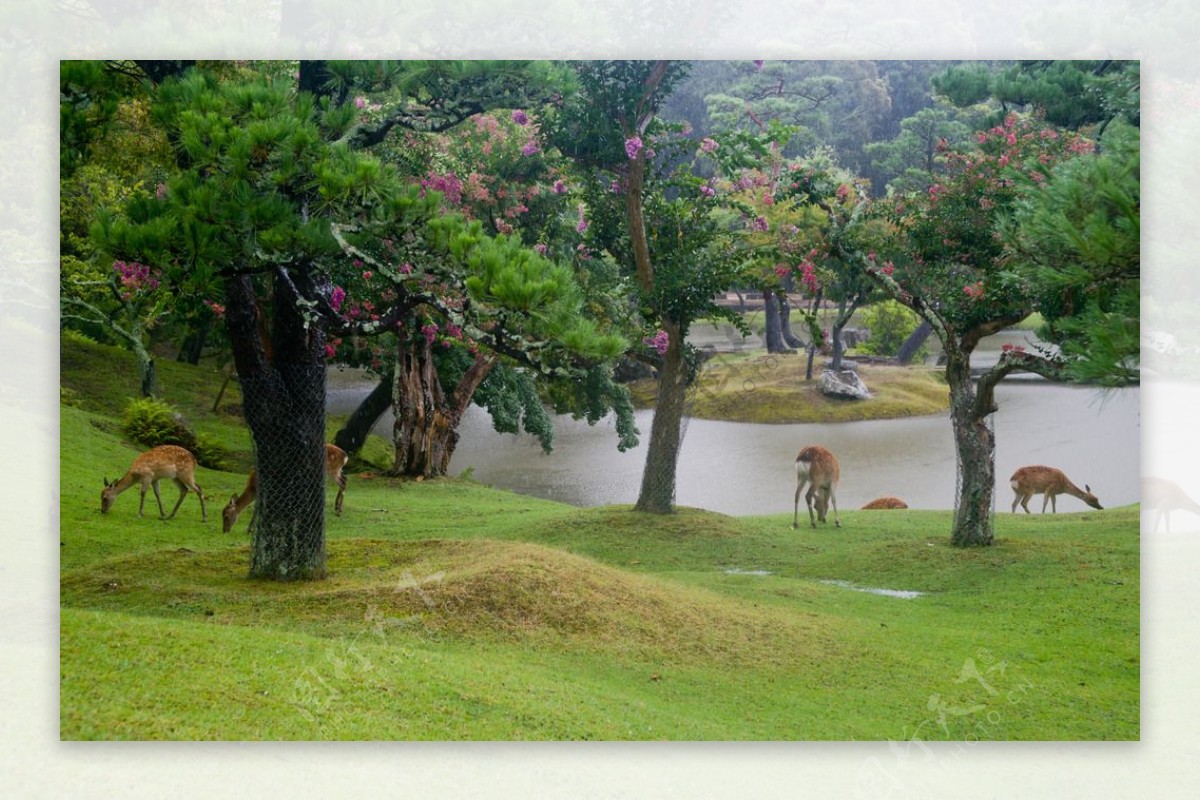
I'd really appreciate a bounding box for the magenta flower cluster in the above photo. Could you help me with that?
[330,286,346,312]
[575,203,589,234]
[624,136,643,160]
[699,137,719,153]
[643,329,669,356]
[748,215,769,232]
[512,109,528,125]
[113,260,159,299]
[421,323,439,345]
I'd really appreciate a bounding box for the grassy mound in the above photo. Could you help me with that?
[61,537,833,668]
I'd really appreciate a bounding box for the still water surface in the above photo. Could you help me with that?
[330,374,1139,517]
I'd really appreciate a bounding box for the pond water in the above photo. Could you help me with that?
[328,330,1139,517]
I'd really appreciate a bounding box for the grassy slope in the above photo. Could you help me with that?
[59,338,1138,740]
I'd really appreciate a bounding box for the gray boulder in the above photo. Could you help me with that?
[820,369,871,400]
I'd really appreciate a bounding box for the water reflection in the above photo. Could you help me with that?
[330,376,1138,516]
[440,382,1137,515]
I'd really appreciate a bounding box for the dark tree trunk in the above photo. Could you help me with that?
[762,290,790,354]
[225,270,329,581]
[829,297,860,372]
[896,320,933,364]
[333,369,394,456]
[176,314,211,365]
[945,341,995,547]
[391,330,496,478]
[777,289,806,349]
[635,319,687,514]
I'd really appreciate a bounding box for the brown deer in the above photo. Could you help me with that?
[1010,465,1102,514]
[861,496,908,510]
[792,445,841,529]
[101,445,207,522]
[222,444,349,533]
[1143,476,1200,533]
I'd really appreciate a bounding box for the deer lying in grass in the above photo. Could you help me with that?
[222,444,348,533]
[101,445,207,522]
[861,496,908,510]
[1142,476,1200,533]
[1010,465,1102,514]
[792,445,841,529]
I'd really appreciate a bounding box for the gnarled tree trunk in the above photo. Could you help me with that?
[333,369,394,456]
[945,343,995,546]
[391,329,497,478]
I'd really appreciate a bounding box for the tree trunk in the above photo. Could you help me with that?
[390,330,496,478]
[333,369,394,456]
[225,271,329,581]
[896,320,933,364]
[829,297,859,372]
[777,287,806,349]
[762,290,790,354]
[176,314,211,365]
[945,344,995,547]
[635,318,687,514]
[133,340,158,398]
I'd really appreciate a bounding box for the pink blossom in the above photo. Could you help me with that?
[643,329,669,355]
[611,179,622,194]
[881,261,895,276]
[774,264,790,277]
[354,97,366,109]
[399,263,413,274]
[552,179,567,194]
[625,136,643,160]
[700,137,719,154]
[963,282,984,300]
[512,109,528,125]
[699,185,715,198]
[748,215,769,232]
[330,286,346,311]
[324,344,336,359]
[576,203,589,233]
[534,243,548,255]
[421,323,438,345]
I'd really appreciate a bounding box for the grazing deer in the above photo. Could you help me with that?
[222,444,349,533]
[101,445,207,522]
[1010,465,1102,514]
[862,496,908,510]
[1142,476,1200,533]
[792,445,841,529]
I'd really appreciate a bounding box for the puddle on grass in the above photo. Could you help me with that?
[819,580,926,599]
[722,568,774,576]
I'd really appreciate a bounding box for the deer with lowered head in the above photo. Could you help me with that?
[792,445,841,529]
[1010,465,1102,514]
[101,445,207,521]
[222,443,349,533]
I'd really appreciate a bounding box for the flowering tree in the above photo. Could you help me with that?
[543,60,747,515]
[60,259,169,397]
[861,112,1124,546]
[326,103,637,476]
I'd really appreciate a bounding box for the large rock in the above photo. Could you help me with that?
[820,369,871,400]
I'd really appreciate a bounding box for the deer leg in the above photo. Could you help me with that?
[150,479,168,518]
[166,478,188,520]
[334,475,346,515]
[190,479,206,522]
[805,486,819,528]
[792,480,805,529]
[828,488,840,528]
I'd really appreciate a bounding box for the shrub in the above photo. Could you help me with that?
[120,397,231,470]
[859,300,928,361]
[122,397,198,450]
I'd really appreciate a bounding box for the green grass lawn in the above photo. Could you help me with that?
[59,338,1138,740]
